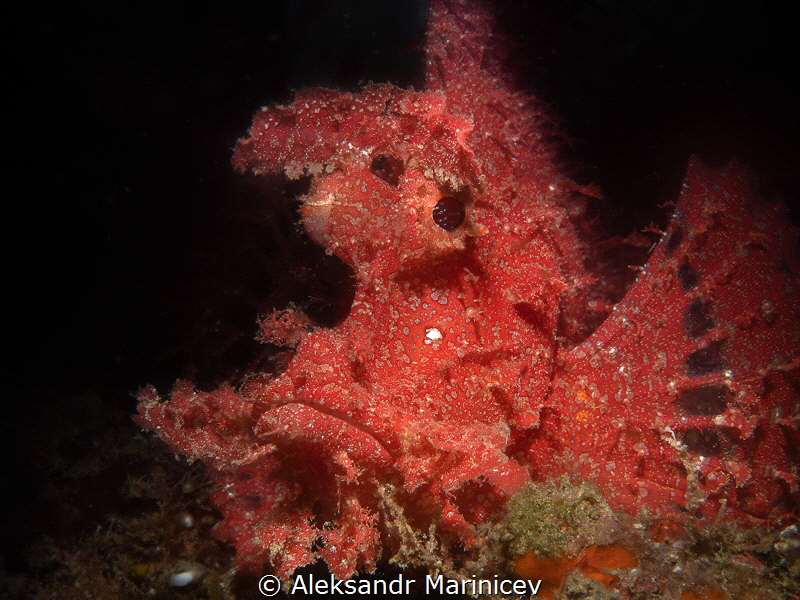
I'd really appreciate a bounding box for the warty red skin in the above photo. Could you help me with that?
[135,0,800,579]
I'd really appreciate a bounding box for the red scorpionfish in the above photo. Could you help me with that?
[135,0,799,582]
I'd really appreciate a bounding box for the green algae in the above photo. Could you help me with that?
[503,476,619,558]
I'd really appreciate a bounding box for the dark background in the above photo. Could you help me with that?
[6,0,799,406]
[3,0,798,592]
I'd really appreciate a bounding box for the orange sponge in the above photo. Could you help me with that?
[514,543,639,597]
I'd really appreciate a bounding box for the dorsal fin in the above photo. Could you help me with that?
[426,0,512,94]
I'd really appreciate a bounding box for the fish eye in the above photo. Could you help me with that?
[432,195,466,231]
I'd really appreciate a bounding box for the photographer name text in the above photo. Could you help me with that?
[289,573,542,596]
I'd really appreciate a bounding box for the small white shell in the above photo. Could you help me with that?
[169,563,207,587]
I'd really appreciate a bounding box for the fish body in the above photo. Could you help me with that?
[135,0,799,580]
